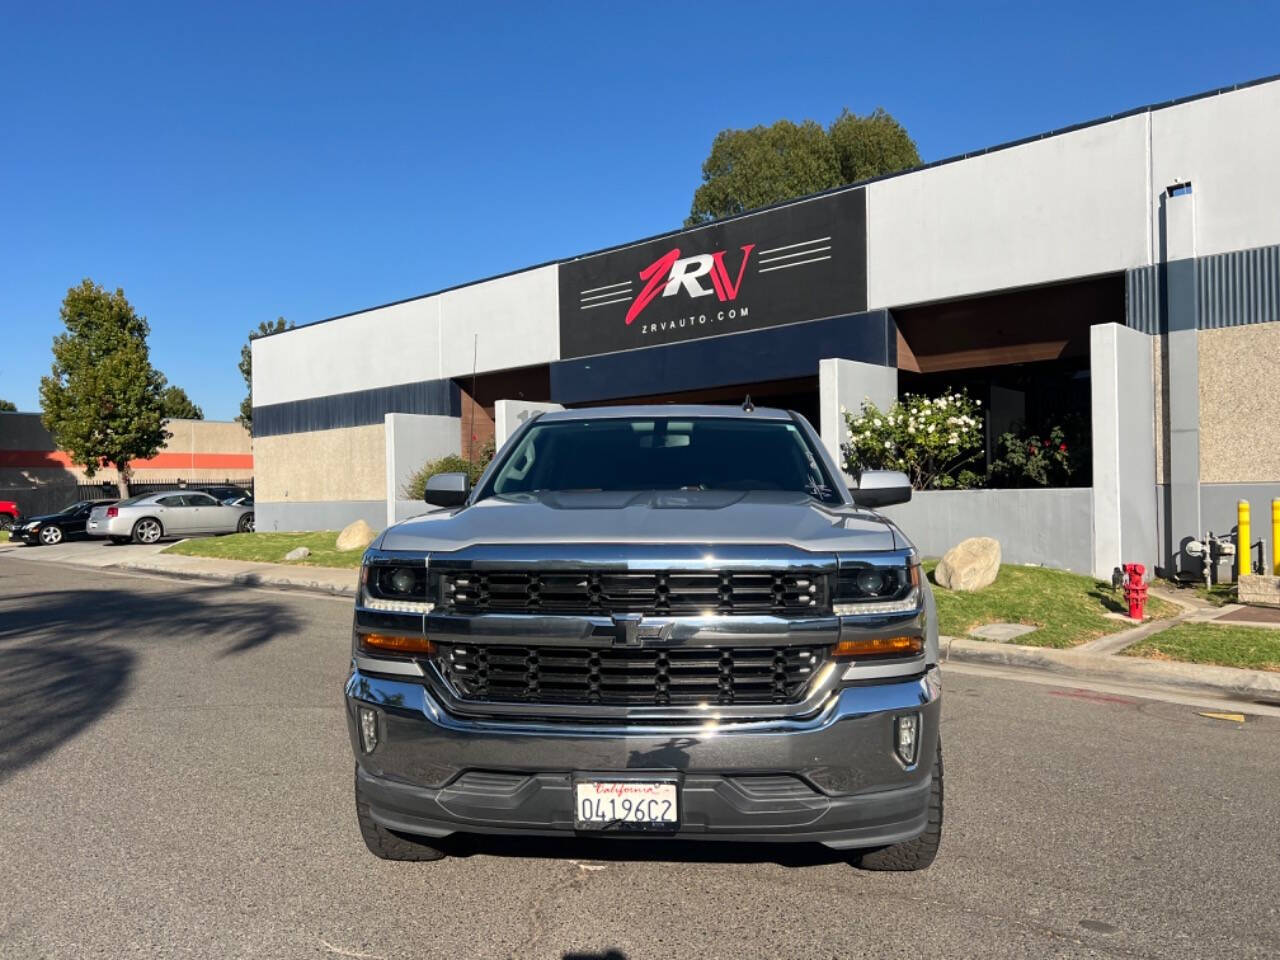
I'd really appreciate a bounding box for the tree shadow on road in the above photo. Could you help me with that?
[0,577,303,783]
[0,640,135,786]
[0,580,303,657]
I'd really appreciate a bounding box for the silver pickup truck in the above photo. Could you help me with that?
[345,404,942,870]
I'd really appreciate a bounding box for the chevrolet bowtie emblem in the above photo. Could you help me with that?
[611,613,643,647]
[609,614,673,647]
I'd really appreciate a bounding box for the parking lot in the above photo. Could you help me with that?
[0,533,171,567]
[3,555,1279,959]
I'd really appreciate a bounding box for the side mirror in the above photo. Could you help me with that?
[849,470,912,508]
[424,472,471,508]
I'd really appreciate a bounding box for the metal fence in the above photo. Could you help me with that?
[74,478,254,501]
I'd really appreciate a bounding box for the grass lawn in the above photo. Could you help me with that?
[927,560,1179,649]
[1194,583,1238,607]
[163,531,364,568]
[1124,622,1280,672]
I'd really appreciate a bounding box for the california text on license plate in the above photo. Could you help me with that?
[574,780,678,830]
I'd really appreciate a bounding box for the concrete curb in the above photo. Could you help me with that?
[942,635,1280,704]
[109,558,357,597]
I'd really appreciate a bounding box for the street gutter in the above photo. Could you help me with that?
[942,635,1280,705]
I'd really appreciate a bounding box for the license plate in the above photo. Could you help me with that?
[574,780,678,831]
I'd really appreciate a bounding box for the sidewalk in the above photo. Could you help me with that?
[113,552,358,595]
[943,584,1280,704]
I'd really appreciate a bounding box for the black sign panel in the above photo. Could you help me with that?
[558,188,867,360]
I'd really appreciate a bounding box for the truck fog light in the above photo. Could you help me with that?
[894,713,920,765]
[359,707,379,753]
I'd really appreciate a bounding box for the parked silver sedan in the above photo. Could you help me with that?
[87,490,255,544]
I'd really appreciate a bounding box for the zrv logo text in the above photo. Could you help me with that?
[625,244,755,326]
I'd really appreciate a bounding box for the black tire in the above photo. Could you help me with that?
[109,536,130,545]
[852,738,943,872]
[39,525,64,546]
[131,517,164,545]
[237,513,254,533]
[354,767,446,862]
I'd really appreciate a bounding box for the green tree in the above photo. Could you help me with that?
[687,108,919,225]
[238,316,292,430]
[39,280,170,496]
[0,399,16,411]
[828,107,920,184]
[687,119,839,226]
[160,384,204,420]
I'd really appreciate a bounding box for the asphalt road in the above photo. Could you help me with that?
[2,557,1278,959]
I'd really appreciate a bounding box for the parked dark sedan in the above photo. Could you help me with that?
[11,499,118,546]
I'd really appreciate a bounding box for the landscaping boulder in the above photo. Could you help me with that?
[935,537,1001,592]
[284,546,311,561]
[336,519,377,552]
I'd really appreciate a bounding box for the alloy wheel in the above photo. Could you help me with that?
[40,526,63,545]
[137,519,162,544]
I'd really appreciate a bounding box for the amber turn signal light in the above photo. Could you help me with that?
[832,636,923,659]
[359,633,436,656]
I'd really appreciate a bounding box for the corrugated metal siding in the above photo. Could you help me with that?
[1126,244,1280,334]
[1125,265,1163,333]
[253,378,461,438]
[1197,244,1280,329]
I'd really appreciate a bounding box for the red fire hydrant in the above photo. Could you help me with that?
[1123,563,1148,620]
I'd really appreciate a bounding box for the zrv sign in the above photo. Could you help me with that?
[558,188,867,359]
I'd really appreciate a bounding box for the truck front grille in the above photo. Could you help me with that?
[436,644,826,706]
[441,570,825,616]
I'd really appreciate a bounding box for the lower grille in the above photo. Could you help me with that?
[437,644,826,706]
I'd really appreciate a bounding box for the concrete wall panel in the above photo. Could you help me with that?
[438,266,559,379]
[1091,324,1158,577]
[817,358,897,475]
[880,488,1094,574]
[256,500,385,534]
[383,413,461,526]
[1199,322,1280,483]
[1150,81,1280,259]
[252,296,443,408]
[866,114,1149,308]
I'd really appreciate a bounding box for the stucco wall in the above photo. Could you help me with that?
[1199,322,1280,483]
[253,424,385,502]
[1153,336,1170,483]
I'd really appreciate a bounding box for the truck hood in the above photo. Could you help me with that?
[379,490,904,554]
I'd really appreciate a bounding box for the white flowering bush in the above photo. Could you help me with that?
[842,390,985,489]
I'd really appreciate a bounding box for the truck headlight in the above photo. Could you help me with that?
[833,560,921,616]
[360,561,435,614]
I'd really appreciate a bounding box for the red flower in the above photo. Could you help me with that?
[1059,443,1068,452]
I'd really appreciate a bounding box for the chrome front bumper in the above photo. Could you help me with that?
[346,666,941,848]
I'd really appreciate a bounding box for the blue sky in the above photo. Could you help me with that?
[2,1,1276,420]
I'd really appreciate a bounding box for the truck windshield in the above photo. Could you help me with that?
[483,417,840,503]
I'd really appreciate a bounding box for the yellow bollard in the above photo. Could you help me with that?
[1272,499,1280,576]
[1237,500,1251,579]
